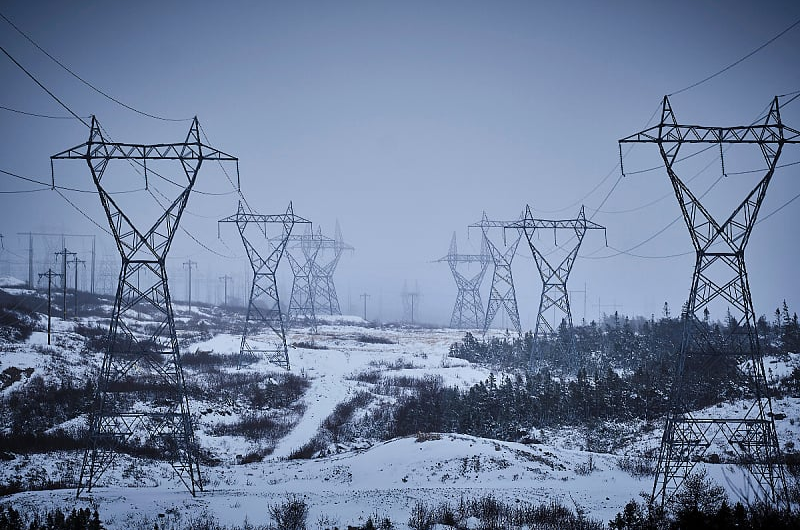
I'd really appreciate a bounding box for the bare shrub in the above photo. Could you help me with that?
[268,495,308,530]
[616,454,655,477]
[355,334,395,345]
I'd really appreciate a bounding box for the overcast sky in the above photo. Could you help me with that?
[1,1,799,326]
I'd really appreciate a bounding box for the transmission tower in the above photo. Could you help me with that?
[507,205,605,371]
[435,232,489,329]
[219,201,310,369]
[401,280,421,324]
[360,292,370,321]
[308,223,353,316]
[620,96,798,507]
[286,231,326,329]
[219,274,232,307]
[470,212,523,336]
[52,116,237,497]
[97,256,117,295]
[182,259,198,313]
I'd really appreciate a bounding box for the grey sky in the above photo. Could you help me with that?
[1,1,798,326]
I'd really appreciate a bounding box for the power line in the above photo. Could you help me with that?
[1,167,145,194]
[53,188,112,237]
[669,17,800,96]
[0,44,88,126]
[529,102,663,216]
[0,187,49,194]
[590,146,724,215]
[147,185,238,260]
[0,10,190,122]
[0,104,88,119]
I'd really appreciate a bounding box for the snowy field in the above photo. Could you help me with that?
[2,309,800,528]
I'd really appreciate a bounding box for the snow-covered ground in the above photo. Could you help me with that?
[2,309,800,528]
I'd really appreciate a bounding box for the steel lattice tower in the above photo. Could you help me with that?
[507,205,605,371]
[309,223,353,316]
[52,116,237,496]
[286,232,326,329]
[436,232,489,329]
[620,96,798,507]
[219,201,310,369]
[470,212,523,336]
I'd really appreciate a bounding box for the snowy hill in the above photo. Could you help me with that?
[2,292,800,528]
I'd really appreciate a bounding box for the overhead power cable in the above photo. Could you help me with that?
[669,17,800,96]
[53,188,113,237]
[530,103,663,216]
[0,104,89,119]
[2,29,237,266]
[0,10,190,122]
[0,187,49,194]
[0,44,88,127]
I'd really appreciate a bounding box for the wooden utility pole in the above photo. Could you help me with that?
[219,274,232,307]
[183,259,198,313]
[38,268,62,345]
[54,248,76,320]
[359,292,370,321]
[69,255,86,317]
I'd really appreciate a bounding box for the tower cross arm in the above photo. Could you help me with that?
[51,141,238,161]
[218,212,312,225]
[619,123,800,144]
[619,95,800,145]
[469,219,510,229]
[507,218,606,231]
[434,253,488,264]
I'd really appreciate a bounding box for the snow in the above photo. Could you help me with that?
[0,276,27,288]
[2,318,799,528]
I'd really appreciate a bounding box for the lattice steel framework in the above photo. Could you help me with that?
[219,201,310,369]
[507,205,605,370]
[435,232,489,329]
[620,96,799,507]
[308,223,354,316]
[470,212,523,336]
[286,232,327,329]
[52,117,237,496]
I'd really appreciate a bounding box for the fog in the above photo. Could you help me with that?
[1,1,799,325]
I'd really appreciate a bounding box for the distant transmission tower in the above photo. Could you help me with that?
[219,201,310,369]
[470,212,522,336]
[309,222,353,316]
[507,205,605,371]
[53,116,237,497]
[620,96,798,507]
[97,256,117,295]
[286,232,326,329]
[436,232,489,329]
[401,280,421,324]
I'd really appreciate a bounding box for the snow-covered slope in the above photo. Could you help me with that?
[2,308,800,528]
